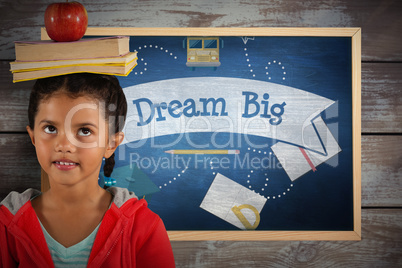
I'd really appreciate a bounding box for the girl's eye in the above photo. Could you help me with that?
[78,128,92,137]
[44,125,57,134]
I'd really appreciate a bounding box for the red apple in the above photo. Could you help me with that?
[44,1,88,42]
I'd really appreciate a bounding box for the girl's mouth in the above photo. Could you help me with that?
[53,160,79,171]
[54,161,78,166]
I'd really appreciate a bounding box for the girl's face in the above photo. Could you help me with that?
[27,93,122,188]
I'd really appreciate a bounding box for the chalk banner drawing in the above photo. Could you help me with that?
[99,35,354,232]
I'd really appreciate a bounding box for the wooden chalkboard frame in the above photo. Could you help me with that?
[41,27,361,241]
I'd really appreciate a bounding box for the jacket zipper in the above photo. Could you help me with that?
[90,221,127,267]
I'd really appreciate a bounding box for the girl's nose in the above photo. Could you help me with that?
[55,132,76,153]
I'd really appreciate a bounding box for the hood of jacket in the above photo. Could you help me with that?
[0,187,149,268]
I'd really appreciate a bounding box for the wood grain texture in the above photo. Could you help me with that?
[0,61,33,132]
[0,0,401,61]
[171,209,402,267]
[41,27,362,38]
[362,136,402,207]
[167,231,361,242]
[1,62,401,133]
[352,29,362,238]
[362,63,402,133]
[0,134,41,199]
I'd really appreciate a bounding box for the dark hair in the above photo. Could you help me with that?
[28,73,127,178]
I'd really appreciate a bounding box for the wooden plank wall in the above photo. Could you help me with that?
[0,0,400,266]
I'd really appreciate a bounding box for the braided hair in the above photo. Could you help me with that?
[28,73,127,178]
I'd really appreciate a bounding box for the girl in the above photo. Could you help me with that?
[0,73,175,267]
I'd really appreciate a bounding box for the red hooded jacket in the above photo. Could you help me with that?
[0,187,175,267]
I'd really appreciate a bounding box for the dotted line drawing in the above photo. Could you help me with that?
[158,166,188,190]
[266,184,293,200]
[244,45,288,82]
[244,47,256,78]
[195,146,293,201]
[134,44,178,76]
[265,60,286,81]
[245,147,293,200]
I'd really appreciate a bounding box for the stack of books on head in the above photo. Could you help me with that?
[10,36,137,82]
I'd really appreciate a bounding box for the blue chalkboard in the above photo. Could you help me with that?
[95,28,361,240]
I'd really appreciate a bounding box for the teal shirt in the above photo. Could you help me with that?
[38,219,100,268]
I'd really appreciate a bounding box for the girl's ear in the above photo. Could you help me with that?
[104,132,124,159]
[26,126,35,146]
